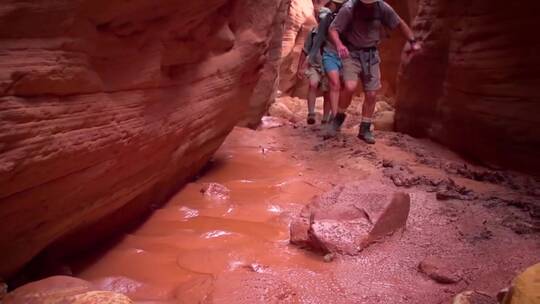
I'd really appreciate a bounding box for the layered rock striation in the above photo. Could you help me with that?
[0,0,287,279]
[395,0,540,174]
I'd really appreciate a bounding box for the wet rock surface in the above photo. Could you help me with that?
[290,183,410,255]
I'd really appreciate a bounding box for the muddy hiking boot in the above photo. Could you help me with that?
[358,122,375,144]
[332,112,346,131]
[323,113,346,139]
[321,114,333,125]
[307,113,316,125]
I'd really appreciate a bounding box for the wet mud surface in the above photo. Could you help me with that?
[67,118,539,303]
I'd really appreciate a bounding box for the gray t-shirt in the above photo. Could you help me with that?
[330,0,400,49]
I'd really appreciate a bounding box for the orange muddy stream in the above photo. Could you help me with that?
[68,123,539,303]
[73,126,343,302]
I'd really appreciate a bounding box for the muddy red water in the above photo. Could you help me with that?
[69,120,538,303]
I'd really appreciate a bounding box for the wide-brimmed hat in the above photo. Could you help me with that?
[360,0,381,3]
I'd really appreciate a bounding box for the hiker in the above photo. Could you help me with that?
[327,0,422,143]
[297,0,346,125]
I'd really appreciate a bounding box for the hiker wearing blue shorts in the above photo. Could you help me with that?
[297,0,346,125]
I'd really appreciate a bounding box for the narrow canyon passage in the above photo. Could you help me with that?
[2,0,540,303]
[65,112,538,303]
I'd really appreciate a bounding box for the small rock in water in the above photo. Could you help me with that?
[200,183,230,201]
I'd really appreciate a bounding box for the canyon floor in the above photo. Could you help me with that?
[9,97,539,303]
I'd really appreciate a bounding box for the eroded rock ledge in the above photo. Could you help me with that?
[0,0,288,279]
[396,0,540,174]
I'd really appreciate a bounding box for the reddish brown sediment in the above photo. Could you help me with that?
[55,123,537,303]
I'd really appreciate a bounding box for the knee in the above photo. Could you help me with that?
[308,80,319,90]
[344,82,357,94]
[329,78,341,91]
[365,91,377,99]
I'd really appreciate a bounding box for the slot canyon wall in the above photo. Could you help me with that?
[0,0,288,279]
[396,0,540,174]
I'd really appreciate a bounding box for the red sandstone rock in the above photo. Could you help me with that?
[0,0,288,279]
[418,256,462,284]
[395,0,540,175]
[290,183,411,255]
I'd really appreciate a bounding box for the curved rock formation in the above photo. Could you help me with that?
[0,0,287,279]
[395,0,540,174]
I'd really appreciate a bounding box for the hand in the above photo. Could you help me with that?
[337,44,349,59]
[411,41,422,53]
[405,40,422,56]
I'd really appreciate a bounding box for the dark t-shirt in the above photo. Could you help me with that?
[330,0,400,49]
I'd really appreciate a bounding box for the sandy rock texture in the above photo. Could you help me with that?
[3,276,134,304]
[0,0,288,279]
[395,0,540,174]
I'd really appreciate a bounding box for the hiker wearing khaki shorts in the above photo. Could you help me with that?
[328,0,421,143]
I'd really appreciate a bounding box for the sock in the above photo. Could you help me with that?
[323,112,331,121]
[361,116,373,123]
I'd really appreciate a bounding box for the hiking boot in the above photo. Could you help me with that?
[332,112,346,131]
[358,122,376,144]
[307,113,316,125]
[321,114,333,125]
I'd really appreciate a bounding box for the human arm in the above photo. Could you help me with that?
[382,3,422,54]
[329,28,349,58]
[329,4,353,59]
[398,17,421,53]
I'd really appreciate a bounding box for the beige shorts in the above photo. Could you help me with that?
[342,56,382,91]
[305,67,329,92]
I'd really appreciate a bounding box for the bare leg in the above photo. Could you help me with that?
[358,90,378,144]
[326,70,341,116]
[322,91,332,122]
[361,90,377,118]
[340,79,358,113]
[306,78,318,124]
[307,79,318,115]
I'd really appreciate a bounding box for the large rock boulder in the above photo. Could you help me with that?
[0,0,288,279]
[395,0,540,174]
[290,183,410,255]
